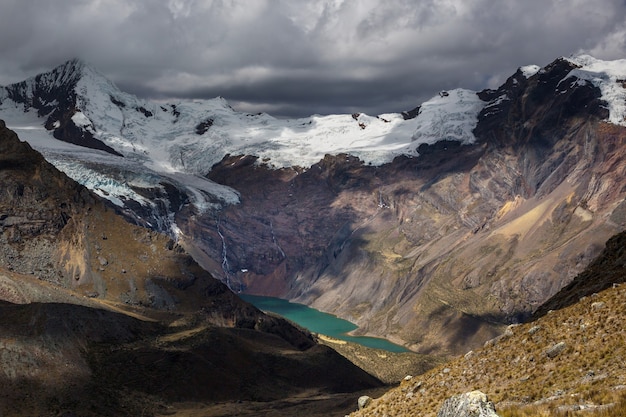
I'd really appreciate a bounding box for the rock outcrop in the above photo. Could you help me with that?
[436,391,499,417]
[358,395,373,410]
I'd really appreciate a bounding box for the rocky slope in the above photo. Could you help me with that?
[350,230,626,417]
[0,121,383,416]
[190,57,626,355]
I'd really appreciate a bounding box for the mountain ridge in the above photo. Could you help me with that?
[195,54,626,354]
[2,55,626,355]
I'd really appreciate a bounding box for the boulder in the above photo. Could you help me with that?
[436,390,499,417]
[358,395,372,410]
[546,342,567,358]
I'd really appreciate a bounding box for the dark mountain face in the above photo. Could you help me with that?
[0,121,382,416]
[173,57,626,355]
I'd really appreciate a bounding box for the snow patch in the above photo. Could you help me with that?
[520,65,540,78]
[566,54,626,126]
[411,89,484,146]
[71,111,92,128]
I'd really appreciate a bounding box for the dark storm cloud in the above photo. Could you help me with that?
[1,0,626,118]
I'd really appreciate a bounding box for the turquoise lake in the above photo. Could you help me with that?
[240,294,408,353]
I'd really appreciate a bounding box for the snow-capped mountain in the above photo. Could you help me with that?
[0,58,486,170]
[2,54,626,355]
[1,55,625,233]
[0,58,485,232]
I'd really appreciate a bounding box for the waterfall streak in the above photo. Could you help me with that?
[270,221,286,259]
[216,218,232,290]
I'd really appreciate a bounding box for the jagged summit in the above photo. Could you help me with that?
[0,58,125,156]
[1,58,114,111]
[5,58,87,98]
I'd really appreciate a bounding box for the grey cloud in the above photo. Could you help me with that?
[1,0,626,118]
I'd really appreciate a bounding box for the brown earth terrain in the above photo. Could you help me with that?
[2,55,626,416]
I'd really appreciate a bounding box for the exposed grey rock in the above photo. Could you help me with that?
[591,301,606,310]
[546,341,567,358]
[436,390,500,417]
[557,403,615,413]
[358,395,372,410]
[528,325,541,335]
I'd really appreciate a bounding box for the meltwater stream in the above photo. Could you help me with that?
[240,294,408,353]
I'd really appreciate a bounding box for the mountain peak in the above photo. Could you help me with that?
[3,58,96,105]
[46,57,116,92]
[0,57,125,156]
[4,58,117,103]
[33,58,90,89]
[50,57,92,81]
[57,56,88,72]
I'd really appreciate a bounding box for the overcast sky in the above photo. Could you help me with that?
[1,0,625,118]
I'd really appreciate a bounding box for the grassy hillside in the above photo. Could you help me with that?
[350,232,626,417]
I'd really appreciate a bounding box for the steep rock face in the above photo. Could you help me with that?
[180,58,626,355]
[191,153,387,295]
[533,230,626,316]
[0,119,92,279]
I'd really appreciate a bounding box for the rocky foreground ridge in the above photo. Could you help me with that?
[350,230,626,417]
[0,121,382,416]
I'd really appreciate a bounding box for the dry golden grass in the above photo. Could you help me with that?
[500,391,626,417]
[350,282,626,417]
